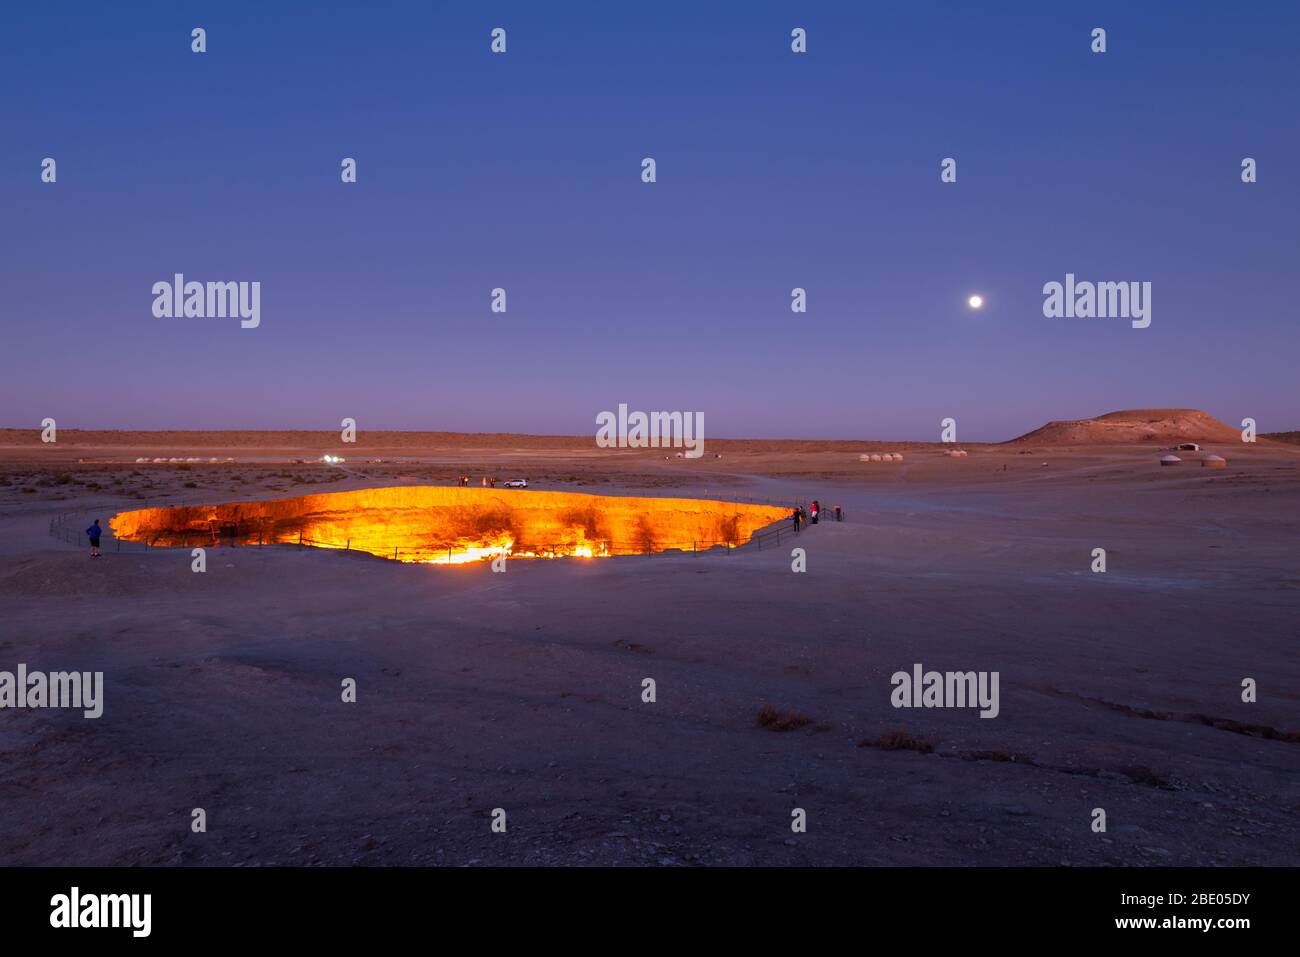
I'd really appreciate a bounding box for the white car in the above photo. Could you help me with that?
[503,478,528,489]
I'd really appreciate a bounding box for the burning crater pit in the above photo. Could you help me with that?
[109,487,788,564]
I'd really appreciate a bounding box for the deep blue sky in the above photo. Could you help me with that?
[3,1,1297,440]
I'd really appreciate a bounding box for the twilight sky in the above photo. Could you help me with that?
[3,1,1297,440]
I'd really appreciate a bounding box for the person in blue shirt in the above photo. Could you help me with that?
[86,519,102,558]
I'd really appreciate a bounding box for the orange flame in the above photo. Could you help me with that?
[109,486,787,564]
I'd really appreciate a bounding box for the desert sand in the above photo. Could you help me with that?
[1,417,1297,866]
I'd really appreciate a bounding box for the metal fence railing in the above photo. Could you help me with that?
[50,516,782,561]
[48,495,831,561]
[48,505,159,555]
[743,505,850,551]
[296,535,748,562]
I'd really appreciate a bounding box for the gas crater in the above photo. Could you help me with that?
[109,486,788,564]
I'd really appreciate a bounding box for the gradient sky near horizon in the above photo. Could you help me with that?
[3,1,1297,441]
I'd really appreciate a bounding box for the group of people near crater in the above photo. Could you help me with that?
[791,500,843,532]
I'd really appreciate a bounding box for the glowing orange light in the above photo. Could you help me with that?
[109,487,788,564]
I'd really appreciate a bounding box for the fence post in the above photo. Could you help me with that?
[394,547,398,561]
[298,530,303,547]
[346,539,350,551]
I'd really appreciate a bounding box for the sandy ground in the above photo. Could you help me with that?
[1,437,1297,866]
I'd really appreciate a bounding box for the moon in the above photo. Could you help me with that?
[967,294,984,309]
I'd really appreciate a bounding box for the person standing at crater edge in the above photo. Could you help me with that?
[86,519,103,558]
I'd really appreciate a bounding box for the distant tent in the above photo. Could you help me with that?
[1160,454,1182,466]
[1177,443,1201,451]
[1201,454,1227,468]
[870,453,883,462]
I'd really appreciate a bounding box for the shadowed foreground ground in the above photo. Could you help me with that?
[1,442,1297,865]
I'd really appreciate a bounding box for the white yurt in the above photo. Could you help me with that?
[1201,454,1227,468]
[1160,454,1182,466]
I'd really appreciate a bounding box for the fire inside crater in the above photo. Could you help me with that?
[108,486,788,564]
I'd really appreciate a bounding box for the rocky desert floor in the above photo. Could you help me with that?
[0,434,1297,866]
